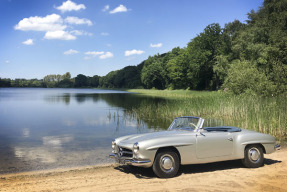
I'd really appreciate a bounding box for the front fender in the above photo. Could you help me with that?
[138,135,196,165]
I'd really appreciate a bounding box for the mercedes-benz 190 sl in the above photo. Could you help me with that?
[109,116,280,178]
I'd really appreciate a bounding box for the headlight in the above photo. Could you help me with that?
[112,140,116,153]
[133,142,139,155]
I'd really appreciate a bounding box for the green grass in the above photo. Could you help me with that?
[126,89,287,140]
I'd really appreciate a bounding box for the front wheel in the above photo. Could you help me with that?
[242,145,264,168]
[152,151,179,178]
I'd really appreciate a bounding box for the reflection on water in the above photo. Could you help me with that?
[42,135,74,148]
[0,88,168,174]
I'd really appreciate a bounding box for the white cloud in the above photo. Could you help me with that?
[71,30,92,36]
[5,60,10,64]
[99,52,113,59]
[64,49,79,55]
[14,14,65,32]
[44,30,76,40]
[110,5,128,14]
[56,0,86,12]
[101,32,109,36]
[150,43,162,48]
[65,16,92,26]
[102,5,109,12]
[22,39,34,45]
[85,51,113,59]
[125,49,145,56]
[85,51,105,56]
[15,13,95,41]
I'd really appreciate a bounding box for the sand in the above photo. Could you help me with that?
[0,146,286,192]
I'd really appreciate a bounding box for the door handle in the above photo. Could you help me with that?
[228,138,233,141]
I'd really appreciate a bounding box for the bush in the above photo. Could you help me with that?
[223,60,275,96]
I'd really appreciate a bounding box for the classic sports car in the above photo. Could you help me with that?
[109,116,280,178]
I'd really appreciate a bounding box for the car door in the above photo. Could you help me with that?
[196,131,234,159]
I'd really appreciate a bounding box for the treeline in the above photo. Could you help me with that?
[0,69,142,89]
[0,72,100,88]
[1,0,287,95]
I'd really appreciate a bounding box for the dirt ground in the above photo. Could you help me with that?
[0,147,286,192]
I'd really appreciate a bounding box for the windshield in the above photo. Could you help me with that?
[168,116,202,131]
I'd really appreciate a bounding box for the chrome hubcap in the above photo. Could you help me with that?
[249,148,260,162]
[160,155,174,172]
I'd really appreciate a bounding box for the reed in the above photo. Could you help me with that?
[126,89,287,140]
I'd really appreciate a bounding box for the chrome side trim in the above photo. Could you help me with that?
[275,144,281,150]
[146,143,193,150]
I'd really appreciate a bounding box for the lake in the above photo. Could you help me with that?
[0,88,169,174]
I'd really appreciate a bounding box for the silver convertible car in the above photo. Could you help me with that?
[109,116,280,178]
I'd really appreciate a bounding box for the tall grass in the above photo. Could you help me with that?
[126,89,287,140]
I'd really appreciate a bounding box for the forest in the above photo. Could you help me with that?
[1,0,287,96]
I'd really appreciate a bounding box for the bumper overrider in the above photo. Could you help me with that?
[109,153,152,167]
[275,144,281,150]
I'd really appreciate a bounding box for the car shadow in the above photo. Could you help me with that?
[114,165,156,179]
[179,158,281,175]
[114,158,281,179]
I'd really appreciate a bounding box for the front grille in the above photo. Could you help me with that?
[118,147,133,158]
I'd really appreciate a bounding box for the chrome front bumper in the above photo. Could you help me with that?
[275,144,281,150]
[109,153,152,167]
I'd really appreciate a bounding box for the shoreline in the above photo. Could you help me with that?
[1,146,286,192]
[0,163,114,177]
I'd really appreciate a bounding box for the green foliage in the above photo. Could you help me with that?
[228,0,287,95]
[43,74,62,88]
[75,74,88,87]
[223,60,275,95]
[141,54,170,89]
[113,66,142,88]
[167,50,191,89]
[43,72,73,88]
[62,72,71,80]
[98,64,143,88]
[0,78,11,87]
[9,78,44,87]
[186,23,229,90]
[58,78,74,88]
[99,70,118,88]
[89,75,100,87]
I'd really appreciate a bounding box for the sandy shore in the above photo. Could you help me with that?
[0,147,286,192]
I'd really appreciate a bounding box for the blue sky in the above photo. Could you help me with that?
[0,0,263,79]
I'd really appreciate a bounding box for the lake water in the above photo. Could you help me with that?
[0,88,169,174]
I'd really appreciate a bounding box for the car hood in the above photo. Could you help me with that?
[117,130,195,147]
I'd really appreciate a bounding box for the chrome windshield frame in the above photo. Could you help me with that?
[168,116,205,131]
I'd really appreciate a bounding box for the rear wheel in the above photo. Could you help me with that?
[242,145,264,168]
[152,150,179,178]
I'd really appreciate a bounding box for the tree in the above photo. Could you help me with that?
[62,72,71,80]
[0,78,11,87]
[167,49,191,89]
[90,75,100,87]
[223,60,274,95]
[74,74,88,87]
[186,23,225,90]
[141,54,170,89]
